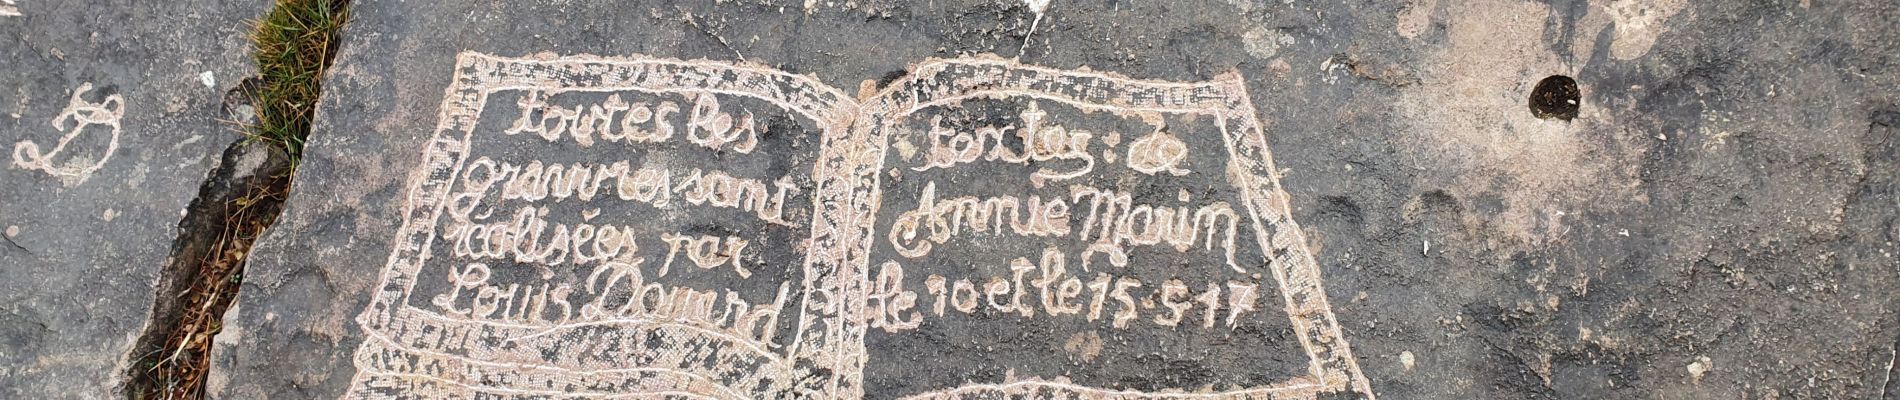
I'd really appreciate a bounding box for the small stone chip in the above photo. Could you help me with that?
[1399,351,1415,372]
[1686,356,1711,384]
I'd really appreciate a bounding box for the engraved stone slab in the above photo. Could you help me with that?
[291,51,1373,400]
[217,0,1900,399]
[0,0,264,397]
[217,8,1385,397]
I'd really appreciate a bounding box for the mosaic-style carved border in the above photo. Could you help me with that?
[347,52,862,398]
[842,57,1373,399]
[347,52,1372,399]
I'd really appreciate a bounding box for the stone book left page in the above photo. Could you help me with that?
[343,52,867,399]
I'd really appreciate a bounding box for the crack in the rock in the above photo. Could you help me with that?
[1,232,30,255]
[121,133,290,399]
[120,0,351,397]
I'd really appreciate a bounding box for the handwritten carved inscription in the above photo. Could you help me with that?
[844,58,1373,399]
[11,83,124,185]
[346,53,861,399]
[355,53,1372,399]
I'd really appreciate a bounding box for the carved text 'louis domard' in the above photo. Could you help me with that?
[348,52,1372,399]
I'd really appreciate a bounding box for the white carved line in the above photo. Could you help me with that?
[10,83,123,185]
[901,376,1324,400]
[354,333,745,399]
[355,371,722,399]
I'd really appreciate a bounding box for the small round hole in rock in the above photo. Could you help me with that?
[1529,75,1580,121]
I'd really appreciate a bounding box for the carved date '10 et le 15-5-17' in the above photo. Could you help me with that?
[344,52,1374,400]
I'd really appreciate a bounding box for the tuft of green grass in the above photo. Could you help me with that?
[130,1,349,399]
[249,0,350,165]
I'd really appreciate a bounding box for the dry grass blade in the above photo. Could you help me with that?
[137,182,284,400]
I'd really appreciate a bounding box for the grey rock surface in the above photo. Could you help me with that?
[0,0,265,398]
[215,0,1900,399]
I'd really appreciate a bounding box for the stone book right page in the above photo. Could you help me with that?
[839,57,1376,399]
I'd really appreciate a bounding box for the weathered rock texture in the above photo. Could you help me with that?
[0,0,264,398]
[213,0,1900,399]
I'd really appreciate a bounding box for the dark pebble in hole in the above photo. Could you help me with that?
[1528,75,1580,121]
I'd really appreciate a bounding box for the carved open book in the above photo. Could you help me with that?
[348,52,1373,399]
